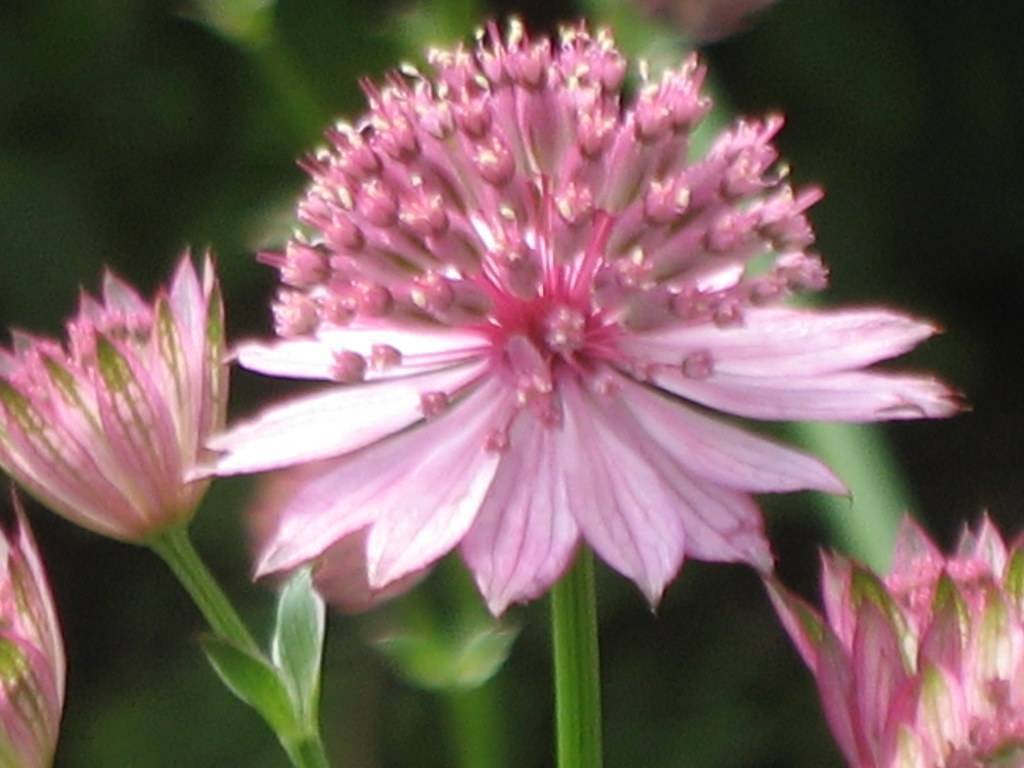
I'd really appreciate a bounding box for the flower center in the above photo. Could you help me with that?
[542,304,587,355]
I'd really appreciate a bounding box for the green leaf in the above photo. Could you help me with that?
[271,567,325,725]
[201,635,297,738]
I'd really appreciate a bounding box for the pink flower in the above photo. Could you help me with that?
[769,518,1024,767]
[211,21,958,615]
[1,495,64,768]
[0,255,227,542]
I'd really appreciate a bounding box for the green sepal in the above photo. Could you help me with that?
[271,567,325,726]
[154,296,186,407]
[1005,544,1024,611]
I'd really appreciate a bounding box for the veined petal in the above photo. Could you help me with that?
[614,373,845,494]
[853,600,909,758]
[815,629,863,768]
[209,359,489,475]
[631,307,938,376]
[651,368,960,422]
[558,376,686,605]
[93,335,181,519]
[461,413,581,616]
[613,397,772,569]
[257,378,509,577]
[366,379,508,587]
[0,382,140,538]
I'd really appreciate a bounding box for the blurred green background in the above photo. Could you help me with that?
[2,0,1022,765]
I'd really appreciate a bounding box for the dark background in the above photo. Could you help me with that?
[1,0,1021,765]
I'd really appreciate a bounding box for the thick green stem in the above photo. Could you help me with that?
[550,549,603,768]
[148,525,258,654]
[445,680,507,768]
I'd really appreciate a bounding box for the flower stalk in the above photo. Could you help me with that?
[149,525,330,768]
[551,549,603,768]
[148,524,258,655]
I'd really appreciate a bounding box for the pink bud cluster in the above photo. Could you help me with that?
[770,518,1024,767]
[0,256,227,542]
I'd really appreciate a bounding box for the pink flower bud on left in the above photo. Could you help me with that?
[1,494,64,768]
[0,254,227,542]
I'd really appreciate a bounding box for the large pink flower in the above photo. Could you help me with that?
[1,495,64,768]
[211,21,958,614]
[769,518,1024,767]
[0,255,227,542]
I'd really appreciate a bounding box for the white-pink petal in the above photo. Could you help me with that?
[256,378,509,578]
[615,373,845,494]
[630,307,938,376]
[558,377,686,605]
[652,368,959,422]
[596,382,773,569]
[461,413,581,615]
[365,379,509,588]
[209,359,488,474]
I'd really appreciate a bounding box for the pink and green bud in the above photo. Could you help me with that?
[769,517,1024,767]
[0,254,227,542]
[1,495,64,768]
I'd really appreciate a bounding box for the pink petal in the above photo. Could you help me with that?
[815,629,864,767]
[651,368,960,422]
[0,382,141,538]
[365,379,508,587]
[763,576,824,670]
[956,514,1007,577]
[557,376,687,605]
[821,553,857,649]
[596,381,773,569]
[615,374,845,494]
[257,378,509,578]
[169,254,205,356]
[630,307,938,376]
[208,359,488,475]
[312,527,427,613]
[461,412,581,616]
[853,599,909,759]
[238,324,490,382]
[102,270,149,317]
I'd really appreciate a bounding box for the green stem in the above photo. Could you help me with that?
[148,525,258,654]
[149,527,332,768]
[284,734,331,768]
[445,680,507,768]
[550,549,603,768]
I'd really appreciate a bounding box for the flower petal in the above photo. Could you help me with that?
[557,376,686,605]
[615,374,845,493]
[651,368,960,422]
[208,359,488,475]
[631,307,939,376]
[257,378,508,578]
[461,413,581,616]
[595,380,773,569]
[237,324,490,382]
[365,379,508,587]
